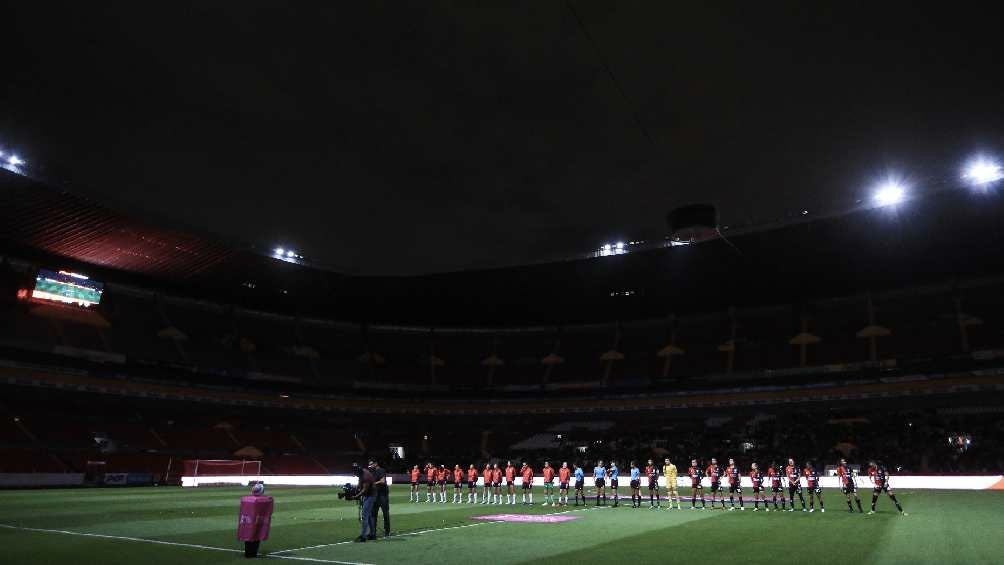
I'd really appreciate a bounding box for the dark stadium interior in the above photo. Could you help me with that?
[1,165,1003,483]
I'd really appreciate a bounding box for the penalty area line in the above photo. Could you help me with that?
[0,523,374,565]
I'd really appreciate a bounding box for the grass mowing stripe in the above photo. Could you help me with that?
[0,523,376,565]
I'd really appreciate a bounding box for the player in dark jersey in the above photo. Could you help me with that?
[868,461,907,515]
[645,459,661,508]
[706,458,725,509]
[767,462,786,511]
[785,458,806,511]
[725,458,744,511]
[688,459,705,510]
[749,462,766,511]
[803,461,824,512]
[837,459,863,513]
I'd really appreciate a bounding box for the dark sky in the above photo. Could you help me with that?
[3,2,1003,275]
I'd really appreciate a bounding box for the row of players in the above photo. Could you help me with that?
[407,457,906,515]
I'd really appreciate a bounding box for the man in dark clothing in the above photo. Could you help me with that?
[369,459,391,537]
[346,464,376,542]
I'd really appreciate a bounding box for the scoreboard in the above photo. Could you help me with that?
[31,269,104,308]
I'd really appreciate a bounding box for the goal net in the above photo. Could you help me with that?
[183,459,262,477]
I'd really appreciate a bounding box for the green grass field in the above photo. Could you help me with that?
[0,485,1000,564]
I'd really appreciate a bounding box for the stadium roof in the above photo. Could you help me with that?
[3,167,1004,326]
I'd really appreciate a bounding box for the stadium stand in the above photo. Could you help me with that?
[0,166,1003,483]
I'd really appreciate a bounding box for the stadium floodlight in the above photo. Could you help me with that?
[602,244,612,251]
[962,156,1003,186]
[274,247,285,256]
[615,242,625,250]
[7,155,24,166]
[286,250,295,257]
[873,180,906,206]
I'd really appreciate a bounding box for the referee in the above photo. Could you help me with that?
[368,459,391,537]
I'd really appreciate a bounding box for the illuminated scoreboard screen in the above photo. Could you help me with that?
[32,269,104,308]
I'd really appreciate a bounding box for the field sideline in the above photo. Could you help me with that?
[0,485,1000,564]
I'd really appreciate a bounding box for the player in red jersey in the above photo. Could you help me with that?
[467,465,479,503]
[424,463,436,503]
[688,459,705,509]
[867,461,906,515]
[837,458,863,513]
[644,459,661,508]
[481,463,493,505]
[409,465,421,502]
[452,465,464,503]
[520,462,535,505]
[767,461,786,511]
[725,458,744,511]
[706,458,724,509]
[491,463,503,504]
[558,462,571,506]
[785,458,806,511]
[436,464,448,503]
[749,462,766,511]
[803,461,824,512]
[504,461,517,504]
[542,461,556,506]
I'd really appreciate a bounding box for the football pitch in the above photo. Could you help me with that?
[0,486,1000,564]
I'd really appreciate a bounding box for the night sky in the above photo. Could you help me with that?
[3,2,1003,275]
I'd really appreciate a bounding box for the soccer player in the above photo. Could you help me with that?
[767,461,786,511]
[453,464,464,503]
[558,462,571,506]
[437,464,448,503]
[410,465,421,502]
[593,460,607,506]
[663,457,681,509]
[425,462,436,503]
[688,459,705,509]
[504,461,517,504]
[868,461,907,516]
[542,461,555,506]
[837,458,863,513]
[608,461,620,507]
[725,458,743,510]
[706,458,724,509]
[467,464,479,503]
[491,463,503,504]
[629,461,642,508]
[785,458,806,511]
[749,462,766,511]
[481,463,493,504]
[520,461,534,505]
[573,463,586,506]
[803,461,824,512]
[645,459,661,508]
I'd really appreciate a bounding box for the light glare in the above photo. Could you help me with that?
[274,247,285,256]
[963,157,1003,186]
[873,181,906,206]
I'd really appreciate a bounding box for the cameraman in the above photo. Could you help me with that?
[369,459,391,537]
[345,463,376,542]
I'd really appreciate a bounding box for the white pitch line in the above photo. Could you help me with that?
[0,523,374,565]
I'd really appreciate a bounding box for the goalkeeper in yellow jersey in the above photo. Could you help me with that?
[663,457,681,509]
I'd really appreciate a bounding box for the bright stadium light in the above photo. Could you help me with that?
[7,155,24,166]
[615,242,625,250]
[286,250,295,257]
[274,247,285,256]
[873,180,906,206]
[962,156,1003,186]
[603,244,612,251]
